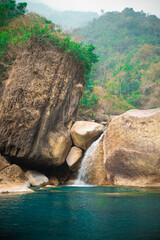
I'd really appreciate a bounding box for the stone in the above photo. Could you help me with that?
[71,121,104,150]
[0,164,28,184]
[104,108,160,186]
[49,177,59,186]
[66,146,83,172]
[100,121,108,126]
[95,114,109,123]
[25,170,49,187]
[0,154,10,172]
[0,164,30,193]
[0,44,84,168]
[41,130,72,166]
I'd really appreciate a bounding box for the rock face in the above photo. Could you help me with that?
[25,170,49,187]
[104,108,160,186]
[0,43,84,168]
[71,121,104,150]
[66,146,83,172]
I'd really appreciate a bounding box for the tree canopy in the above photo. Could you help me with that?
[75,8,160,116]
[0,0,27,27]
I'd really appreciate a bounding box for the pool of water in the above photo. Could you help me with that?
[0,186,160,240]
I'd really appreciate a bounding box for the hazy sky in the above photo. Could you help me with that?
[35,0,160,16]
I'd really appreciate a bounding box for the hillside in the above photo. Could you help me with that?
[17,0,99,29]
[75,8,160,116]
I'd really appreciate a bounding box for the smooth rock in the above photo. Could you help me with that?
[71,121,104,150]
[0,183,33,194]
[104,108,160,186]
[66,146,83,172]
[0,164,28,184]
[25,170,49,187]
[0,163,30,193]
[41,130,72,166]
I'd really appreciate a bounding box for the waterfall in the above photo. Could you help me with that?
[74,134,103,186]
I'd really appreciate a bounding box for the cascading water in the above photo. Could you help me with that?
[74,134,103,186]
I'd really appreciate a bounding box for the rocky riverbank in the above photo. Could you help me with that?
[0,120,107,192]
[1,108,160,193]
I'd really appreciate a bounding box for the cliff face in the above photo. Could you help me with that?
[0,42,84,168]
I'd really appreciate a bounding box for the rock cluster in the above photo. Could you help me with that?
[71,108,160,187]
[1,107,160,189]
[0,119,105,192]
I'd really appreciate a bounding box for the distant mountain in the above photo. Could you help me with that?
[17,0,99,29]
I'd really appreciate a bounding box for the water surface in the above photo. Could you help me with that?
[0,186,160,240]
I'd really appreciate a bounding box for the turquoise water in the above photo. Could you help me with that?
[0,186,160,240]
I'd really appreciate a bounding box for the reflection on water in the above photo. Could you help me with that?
[0,186,160,240]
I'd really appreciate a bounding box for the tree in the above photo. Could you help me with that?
[100,9,104,14]
[0,0,27,27]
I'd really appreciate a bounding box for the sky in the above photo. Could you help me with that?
[34,0,160,17]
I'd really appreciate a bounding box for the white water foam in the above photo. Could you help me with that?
[74,135,103,186]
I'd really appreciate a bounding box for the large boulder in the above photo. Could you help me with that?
[0,162,31,193]
[71,121,104,150]
[104,108,160,186]
[66,146,83,172]
[0,164,28,184]
[25,170,49,187]
[0,44,84,168]
[41,130,72,166]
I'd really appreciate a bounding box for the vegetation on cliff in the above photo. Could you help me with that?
[0,0,98,85]
[75,8,160,116]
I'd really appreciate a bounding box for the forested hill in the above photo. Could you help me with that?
[75,8,160,116]
[17,0,98,29]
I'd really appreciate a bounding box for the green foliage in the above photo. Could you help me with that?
[76,8,160,114]
[0,12,98,84]
[0,0,27,27]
